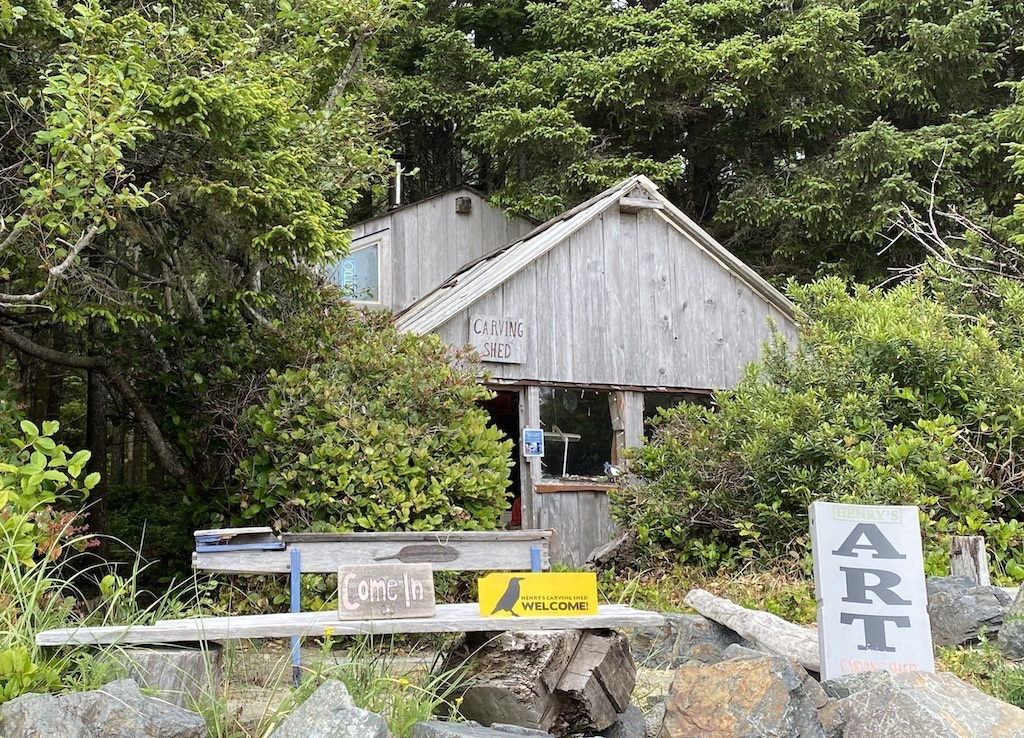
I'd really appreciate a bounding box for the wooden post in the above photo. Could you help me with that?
[950,536,990,586]
[111,644,223,710]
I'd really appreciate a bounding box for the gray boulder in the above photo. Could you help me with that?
[488,723,555,737]
[269,679,390,738]
[413,721,554,738]
[642,698,665,738]
[840,670,1024,737]
[606,706,646,738]
[926,576,1011,647]
[0,678,206,738]
[821,670,892,700]
[631,613,746,669]
[658,654,839,738]
[719,643,767,662]
[998,585,1024,658]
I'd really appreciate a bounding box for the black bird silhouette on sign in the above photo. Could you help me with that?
[490,576,525,616]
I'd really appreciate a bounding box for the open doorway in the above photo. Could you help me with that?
[480,390,522,528]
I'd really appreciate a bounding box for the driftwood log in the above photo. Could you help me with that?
[683,589,820,673]
[441,629,634,736]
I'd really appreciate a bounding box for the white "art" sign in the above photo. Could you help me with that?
[810,502,934,680]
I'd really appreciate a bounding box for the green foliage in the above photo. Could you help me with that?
[939,638,1024,708]
[2,0,395,321]
[0,418,97,703]
[232,303,512,533]
[382,0,1023,278]
[613,277,1024,577]
[0,0,397,517]
[0,420,97,568]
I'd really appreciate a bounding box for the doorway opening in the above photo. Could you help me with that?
[480,390,522,528]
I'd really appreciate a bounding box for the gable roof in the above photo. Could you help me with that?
[349,184,540,235]
[394,175,795,335]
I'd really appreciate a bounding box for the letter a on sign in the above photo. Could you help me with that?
[809,502,934,681]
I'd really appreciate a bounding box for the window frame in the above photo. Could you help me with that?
[331,230,390,307]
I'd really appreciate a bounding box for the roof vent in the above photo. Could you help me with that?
[455,196,473,215]
[618,189,663,214]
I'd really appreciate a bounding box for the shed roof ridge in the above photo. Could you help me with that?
[394,178,640,334]
[393,175,794,334]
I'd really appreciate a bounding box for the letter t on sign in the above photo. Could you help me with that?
[810,501,934,680]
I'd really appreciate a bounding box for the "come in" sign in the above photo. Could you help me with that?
[337,563,436,621]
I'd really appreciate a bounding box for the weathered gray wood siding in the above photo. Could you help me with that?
[349,190,535,314]
[433,206,796,389]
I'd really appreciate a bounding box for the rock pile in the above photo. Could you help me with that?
[0,678,207,738]
[7,574,1024,738]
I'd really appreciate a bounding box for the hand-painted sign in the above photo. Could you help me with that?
[470,314,526,364]
[337,563,436,621]
[478,572,598,617]
[809,502,934,680]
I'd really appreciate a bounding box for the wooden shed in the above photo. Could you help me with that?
[340,175,797,565]
[330,186,536,312]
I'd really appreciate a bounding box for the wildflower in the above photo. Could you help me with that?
[323,627,335,637]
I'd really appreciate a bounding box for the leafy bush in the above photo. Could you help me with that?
[613,277,1024,577]
[939,639,1024,708]
[231,306,512,532]
[0,418,100,702]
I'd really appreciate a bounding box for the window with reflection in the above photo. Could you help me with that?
[328,241,380,302]
[539,388,613,478]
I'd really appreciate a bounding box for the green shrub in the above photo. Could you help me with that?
[939,639,1024,708]
[0,419,100,702]
[613,278,1024,577]
[231,306,512,533]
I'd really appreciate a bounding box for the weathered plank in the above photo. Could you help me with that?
[193,530,552,575]
[950,536,990,586]
[35,603,666,646]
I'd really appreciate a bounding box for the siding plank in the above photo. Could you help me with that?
[37,604,665,646]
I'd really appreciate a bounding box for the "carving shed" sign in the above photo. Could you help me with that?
[469,314,526,364]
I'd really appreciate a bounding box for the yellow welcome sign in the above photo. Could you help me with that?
[478,572,598,618]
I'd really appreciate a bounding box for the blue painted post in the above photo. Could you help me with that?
[290,547,301,685]
[531,545,542,573]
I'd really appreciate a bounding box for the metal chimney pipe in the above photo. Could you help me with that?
[387,155,406,210]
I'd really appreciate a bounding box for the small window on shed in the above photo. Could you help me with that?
[643,391,713,436]
[539,388,613,478]
[328,240,380,303]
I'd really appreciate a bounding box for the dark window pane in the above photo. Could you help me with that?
[643,392,713,436]
[539,388,613,477]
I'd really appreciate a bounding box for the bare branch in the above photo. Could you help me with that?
[0,223,101,307]
[241,297,281,334]
[171,249,205,323]
[323,34,368,113]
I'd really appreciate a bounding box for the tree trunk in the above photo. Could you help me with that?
[86,365,108,541]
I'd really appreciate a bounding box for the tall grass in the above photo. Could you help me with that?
[0,512,99,700]
[203,634,467,738]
